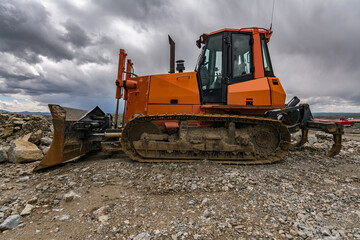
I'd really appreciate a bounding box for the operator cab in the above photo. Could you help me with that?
[195,28,274,104]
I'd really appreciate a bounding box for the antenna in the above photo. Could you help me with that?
[270,0,275,30]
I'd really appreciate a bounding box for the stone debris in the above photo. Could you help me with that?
[93,205,110,225]
[98,215,109,225]
[41,146,50,155]
[202,209,211,218]
[321,226,332,236]
[308,135,318,145]
[193,234,201,239]
[133,232,152,240]
[27,197,38,204]
[40,137,52,146]
[59,215,70,221]
[0,215,23,230]
[63,191,81,202]
[20,204,34,216]
[16,176,30,183]
[28,130,43,144]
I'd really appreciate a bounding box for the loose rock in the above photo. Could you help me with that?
[40,137,52,146]
[134,232,151,240]
[63,191,81,202]
[0,215,23,230]
[59,215,69,221]
[321,226,331,236]
[20,204,34,216]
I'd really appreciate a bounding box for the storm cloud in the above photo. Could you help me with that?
[0,0,359,113]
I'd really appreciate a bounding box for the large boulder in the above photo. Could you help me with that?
[8,139,43,163]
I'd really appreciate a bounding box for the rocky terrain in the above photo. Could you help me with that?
[0,113,52,164]
[0,112,359,239]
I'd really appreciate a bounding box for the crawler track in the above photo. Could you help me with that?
[121,114,291,164]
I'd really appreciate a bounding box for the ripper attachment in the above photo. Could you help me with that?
[265,97,344,157]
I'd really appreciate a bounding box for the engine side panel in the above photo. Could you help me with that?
[125,72,200,123]
[148,72,200,105]
[147,104,194,114]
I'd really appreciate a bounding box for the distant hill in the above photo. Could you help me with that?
[0,109,50,115]
[17,111,50,115]
[313,112,360,119]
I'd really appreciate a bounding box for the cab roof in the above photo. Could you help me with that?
[206,27,273,42]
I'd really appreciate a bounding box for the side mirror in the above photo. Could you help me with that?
[196,34,206,48]
[196,40,201,48]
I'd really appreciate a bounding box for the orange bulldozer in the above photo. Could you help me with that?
[34,27,343,171]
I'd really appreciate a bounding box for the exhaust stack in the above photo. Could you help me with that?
[168,35,175,73]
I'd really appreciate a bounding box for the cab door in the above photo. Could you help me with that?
[226,32,274,107]
[197,33,226,103]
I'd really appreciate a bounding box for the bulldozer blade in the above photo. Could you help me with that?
[33,104,106,171]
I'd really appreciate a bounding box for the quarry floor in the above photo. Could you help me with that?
[0,132,359,240]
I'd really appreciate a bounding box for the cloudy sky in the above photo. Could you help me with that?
[0,0,359,113]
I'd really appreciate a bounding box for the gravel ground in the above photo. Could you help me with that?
[0,134,359,240]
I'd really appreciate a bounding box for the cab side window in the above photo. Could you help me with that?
[232,34,251,78]
[260,34,274,77]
